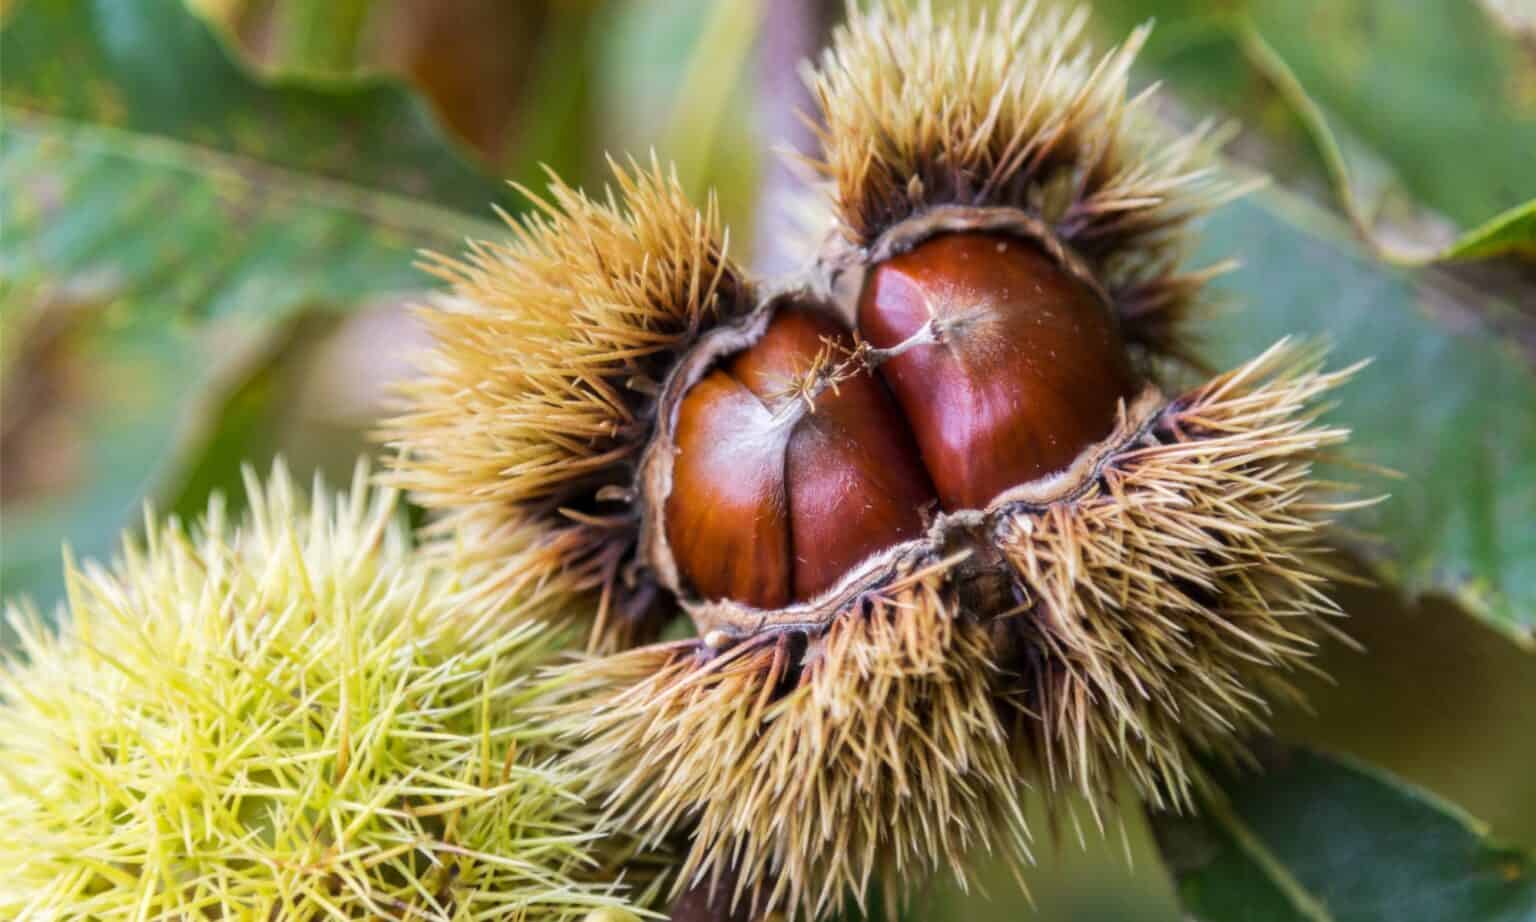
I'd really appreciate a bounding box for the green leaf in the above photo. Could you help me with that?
[1,113,493,321]
[1,0,509,214]
[269,0,374,75]
[1153,746,1536,922]
[1230,21,1536,265]
[1441,200,1536,262]
[0,0,505,613]
[1094,0,1536,257]
[1196,188,1536,647]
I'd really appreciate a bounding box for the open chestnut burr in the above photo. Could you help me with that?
[384,4,1365,920]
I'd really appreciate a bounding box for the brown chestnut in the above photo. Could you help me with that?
[665,308,937,607]
[858,231,1139,511]
[666,231,1140,608]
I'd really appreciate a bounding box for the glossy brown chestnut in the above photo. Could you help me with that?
[665,308,937,607]
[857,231,1139,511]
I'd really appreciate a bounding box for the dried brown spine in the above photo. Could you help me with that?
[381,159,753,650]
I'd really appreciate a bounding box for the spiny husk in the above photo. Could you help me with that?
[0,463,653,921]
[550,341,1360,921]
[808,0,1243,360]
[1000,340,1363,812]
[550,563,1033,922]
[382,158,752,650]
[372,5,1368,917]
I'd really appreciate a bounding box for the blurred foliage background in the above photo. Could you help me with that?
[2,0,1534,919]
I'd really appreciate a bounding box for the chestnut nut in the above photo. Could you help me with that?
[664,230,1140,609]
